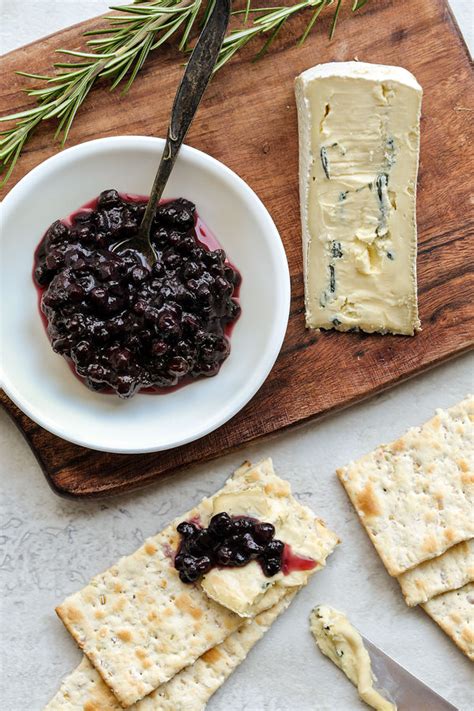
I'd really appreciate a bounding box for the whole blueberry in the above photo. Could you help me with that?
[231,517,255,535]
[177,521,199,539]
[195,555,213,575]
[233,550,250,567]
[188,530,215,556]
[216,546,233,566]
[265,539,284,557]
[179,566,200,584]
[261,557,281,577]
[98,189,121,208]
[241,533,263,556]
[254,522,275,544]
[208,512,234,540]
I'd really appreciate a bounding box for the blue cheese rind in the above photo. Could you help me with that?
[295,61,422,336]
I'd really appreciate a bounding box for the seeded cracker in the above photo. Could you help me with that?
[56,459,339,706]
[422,582,474,661]
[45,592,296,711]
[398,539,474,607]
[337,396,474,576]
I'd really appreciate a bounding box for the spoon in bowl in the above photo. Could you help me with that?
[111,0,231,264]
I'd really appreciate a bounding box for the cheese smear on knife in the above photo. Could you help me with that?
[310,606,396,711]
[295,61,422,335]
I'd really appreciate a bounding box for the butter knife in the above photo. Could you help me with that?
[362,636,459,710]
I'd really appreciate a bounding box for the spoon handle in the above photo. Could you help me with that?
[139,0,232,241]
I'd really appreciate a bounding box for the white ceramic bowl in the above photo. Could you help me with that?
[0,136,290,453]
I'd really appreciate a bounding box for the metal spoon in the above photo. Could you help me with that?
[112,0,231,264]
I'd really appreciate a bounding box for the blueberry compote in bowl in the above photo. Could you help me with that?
[1,137,290,453]
[34,190,241,399]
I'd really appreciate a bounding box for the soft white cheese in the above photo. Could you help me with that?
[200,484,339,617]
[295,61,422,335]
[310,605,396,711]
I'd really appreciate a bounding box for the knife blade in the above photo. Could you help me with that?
[362,636,459,711]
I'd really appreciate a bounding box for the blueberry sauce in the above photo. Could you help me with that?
[174,512,316,584]
[282,545,318,575]
[33,190,241,398]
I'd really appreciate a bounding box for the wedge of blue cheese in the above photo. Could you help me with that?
[295,61,422,335]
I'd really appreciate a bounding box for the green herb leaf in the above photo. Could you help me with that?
[329,0,343,39]
[0,0,371,187]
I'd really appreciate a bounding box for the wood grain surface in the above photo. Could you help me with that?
[1,0,473,498]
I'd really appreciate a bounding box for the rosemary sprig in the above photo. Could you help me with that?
[0,0,369,187]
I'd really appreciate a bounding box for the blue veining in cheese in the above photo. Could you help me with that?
[295,62,422,335]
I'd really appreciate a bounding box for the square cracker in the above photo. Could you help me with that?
[398,539,474,606]
[45,591,296,711]
[56,460,337,706]
[422,582,474,661]
[337,396,474,576]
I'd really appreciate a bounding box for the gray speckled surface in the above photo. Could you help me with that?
[1,3,474,710]
[1,355,473,710]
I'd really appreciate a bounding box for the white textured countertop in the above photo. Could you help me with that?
[1,3,473,710]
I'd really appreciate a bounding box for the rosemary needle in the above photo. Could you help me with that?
[0,0,370,187]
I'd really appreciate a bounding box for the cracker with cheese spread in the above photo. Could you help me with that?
[201,460,339,617]
[337,396,473,576]
[56,477,242,706]
[398,539,474,606]
[56,459,339,706]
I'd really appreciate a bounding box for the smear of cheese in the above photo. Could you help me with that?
[310,605,396,711]
[295,61,422,335]
[200,484,338,617]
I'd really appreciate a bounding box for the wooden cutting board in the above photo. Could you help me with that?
[1,0,473,498]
